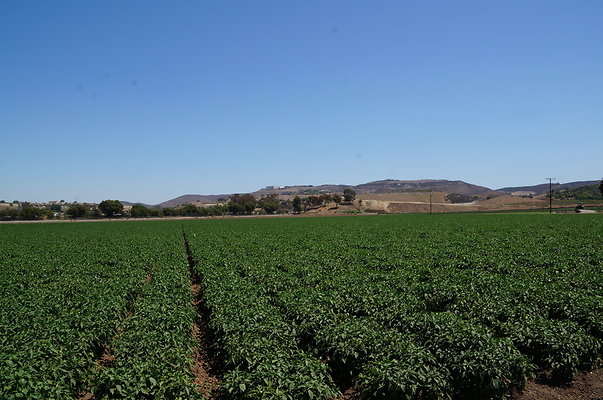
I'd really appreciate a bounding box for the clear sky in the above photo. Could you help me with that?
[2,1,602,204]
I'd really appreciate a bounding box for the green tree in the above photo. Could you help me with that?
[90,208,103,219]
[228,194,256,215]
[227,202,245,215]
[343,188,356,202]
[162,207,175,216]
[98,200,124,218]
[259,194,279,214]
[207,205,226,216]
[130,204,150,218]
[20,203,43,220]
[332,194,342,208]
[292,196,303,213]
[0,208,19,220]
[277,199,293,214]
[600,179,603,197]
[307,195,324,208]
[180,204,200,216]
[67,204,88,218]
[147,208,161,217]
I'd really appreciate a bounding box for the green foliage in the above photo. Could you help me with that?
[67,204,88,218]
[305,195,323,208]
[359,358,450,400]
[228,194,256,215]
[183,214,602,399]
[343,188,356,202]
[0,223,199,399]
[19,203,45,220]
[129,204,151,218]
[207,204,227,216]
[179,203,201,216]
[258,194,279,214]
[553,184,602,200]
[0,207,20,221]
[49,204,62,212]
[292,196,303,213]
[444,193,478,203]
[1,214,602,399]
[98,200,124,218]
[95,240,199,399]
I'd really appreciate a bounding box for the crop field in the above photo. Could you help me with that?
[1,214,601,399]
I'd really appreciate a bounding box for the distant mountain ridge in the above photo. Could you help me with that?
[140,179,601,208]
[153,179,502,208]
[497,180,600,195]
[353,179,500,196]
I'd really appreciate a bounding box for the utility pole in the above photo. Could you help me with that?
[546,178,555,214]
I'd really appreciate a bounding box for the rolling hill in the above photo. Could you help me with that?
[150,179,601,208]
[154,179,502,207]
[497,180,600,195]
[156,194,228,208]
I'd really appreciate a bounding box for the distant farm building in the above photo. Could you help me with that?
[511,191,536,197]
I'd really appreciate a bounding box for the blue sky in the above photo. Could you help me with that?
[2,1,602,204]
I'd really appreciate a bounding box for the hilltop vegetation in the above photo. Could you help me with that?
[553,184,603,200]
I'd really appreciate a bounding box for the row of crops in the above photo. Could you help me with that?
[183,214,602,399]
[0,214,601,399]
[0,223,200,399]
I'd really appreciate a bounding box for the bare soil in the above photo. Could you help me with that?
[183,232,223,399]
[512,370,603,400]
[96,343,117,368]
[190,282,222,398]
[333,385,360,400]
[478,194,547,209]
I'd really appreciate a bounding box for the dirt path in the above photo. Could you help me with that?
[183,231,222,399]
[333,386,359,400]
[190,282,222,398]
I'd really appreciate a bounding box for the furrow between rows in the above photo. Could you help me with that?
[183,230,223,399]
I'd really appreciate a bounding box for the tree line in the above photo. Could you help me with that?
[0,189,358,221]
[553,182,603,200]
[0,200,126,221]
